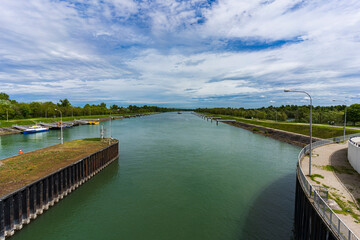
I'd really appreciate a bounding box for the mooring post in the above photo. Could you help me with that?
[48,175,54,206]
[42,178,49,210]
[13,192,22,230]
[0,201,4,240]
[21,188,30,224]
[58,171,63,198]
[4,195,14,236]
[36,182,43,214]
[63,169,68,195]
[216,120,218,126]
[54,173,59,202]
[29,185,36,219]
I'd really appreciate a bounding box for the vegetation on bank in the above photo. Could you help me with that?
[0,138,117,197]
[196,104,360,126]
[198,113,360,139]
[200,113,360,138]
[0,92,185,121]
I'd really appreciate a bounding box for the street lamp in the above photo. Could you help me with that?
[55,109,63,144]
[109,111,112,145]
[284,89,313,176]
[332,100,347,142]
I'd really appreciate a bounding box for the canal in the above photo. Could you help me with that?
[0,112,300,239]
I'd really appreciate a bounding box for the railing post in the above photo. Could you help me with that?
[330,211,332,227]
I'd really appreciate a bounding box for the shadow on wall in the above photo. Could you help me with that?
[241,173,296,240]
[329,148,360,207]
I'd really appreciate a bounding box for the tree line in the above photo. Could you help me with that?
[0,93,182,120]
[196,104,360,125]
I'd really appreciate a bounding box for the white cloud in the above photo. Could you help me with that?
[0,0,359,107]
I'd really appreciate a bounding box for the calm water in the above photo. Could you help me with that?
[0,112,300,240]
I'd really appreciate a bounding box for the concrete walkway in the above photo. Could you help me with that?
[301,142,360,237]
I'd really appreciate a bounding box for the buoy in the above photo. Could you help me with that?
[18,149,23,155]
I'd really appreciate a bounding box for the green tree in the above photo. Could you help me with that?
[0,92,9,100]
[59,98,71,107]
[347,104,360,125]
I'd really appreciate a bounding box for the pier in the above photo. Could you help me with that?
[0,139,119,240]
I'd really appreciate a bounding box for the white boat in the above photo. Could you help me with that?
[23,125,49,134]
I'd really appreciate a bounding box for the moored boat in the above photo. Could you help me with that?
[23,125,49,134]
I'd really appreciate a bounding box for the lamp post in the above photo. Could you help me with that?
[284,90,313,176]
[332,100,347,142]
[109,111,112,145]
[55,109,63,144]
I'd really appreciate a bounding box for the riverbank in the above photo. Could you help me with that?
[0,138,117,197]
[196,113,360,146]
[0,113,154,136]
[195,113,322,147]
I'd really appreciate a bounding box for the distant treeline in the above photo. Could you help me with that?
[196,104,360,125]
[0,92,183,120]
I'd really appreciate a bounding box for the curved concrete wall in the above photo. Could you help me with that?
[348,137,360,174]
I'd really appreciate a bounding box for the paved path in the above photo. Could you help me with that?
[301,142,360,237]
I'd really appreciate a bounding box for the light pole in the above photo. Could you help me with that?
[55,109,63,144]
[284,90,313,176]
[109,111,112,145]
[332,100,347,142]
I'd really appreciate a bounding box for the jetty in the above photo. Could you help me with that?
[0,138,119,239]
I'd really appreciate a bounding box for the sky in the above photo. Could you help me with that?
[0,0,360,108]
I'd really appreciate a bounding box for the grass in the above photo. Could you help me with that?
[310,174,324,184]
[322,165,357,175]
[0,112,155,128]
[330,192,360,221]
[0,138,117,197]
[322,183,330,189]
[200,113,360,139]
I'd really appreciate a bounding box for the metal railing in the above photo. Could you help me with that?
[297,133,360,240]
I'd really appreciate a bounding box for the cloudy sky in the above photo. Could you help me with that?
[0,0,360,108]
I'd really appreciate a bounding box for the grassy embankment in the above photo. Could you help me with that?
[200,113,360,139]
[0,112,155,128]
[0,138,117,197]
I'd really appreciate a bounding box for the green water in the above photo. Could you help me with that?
[1,112,300,239]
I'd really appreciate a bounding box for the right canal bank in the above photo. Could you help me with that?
[295,138,360,240]
[1,112,301,239]
[196,113,360,239]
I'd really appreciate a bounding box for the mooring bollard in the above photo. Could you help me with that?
[42,178,49,210]
[0,200,4,240]
[13,193,22,230]
[21,188,30,224]
[36,182,43,214]
[4,196,14,237]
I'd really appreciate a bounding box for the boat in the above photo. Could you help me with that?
[56,122,73,128]
[177,112,182,114]
[23,125,49,134]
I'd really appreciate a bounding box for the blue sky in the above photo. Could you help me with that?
[0,0,360,108]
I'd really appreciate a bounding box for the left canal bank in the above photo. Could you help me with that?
[0,138,119,240]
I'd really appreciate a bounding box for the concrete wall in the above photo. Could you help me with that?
[294,175,338,240]
[348,137,360,174]
[0,141,119,240]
